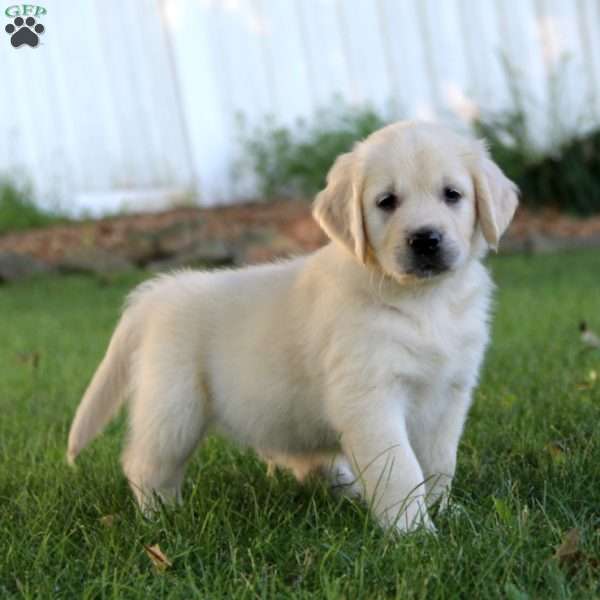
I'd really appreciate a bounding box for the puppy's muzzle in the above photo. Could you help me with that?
[406,227,450,277]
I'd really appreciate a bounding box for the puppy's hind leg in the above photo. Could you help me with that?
[264,453,363,499]
[122,362,207,515]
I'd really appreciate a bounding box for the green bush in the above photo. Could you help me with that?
[474,111,600,216]
[235,101,387,199]
[0,179,66,235]
[238,86,600,215]
[473,56,600,215]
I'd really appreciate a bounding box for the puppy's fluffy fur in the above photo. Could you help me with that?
[68,121,518,532]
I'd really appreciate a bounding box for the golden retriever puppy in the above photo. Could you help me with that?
[67,121,518,533]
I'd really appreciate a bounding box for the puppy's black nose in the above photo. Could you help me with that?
[407,228,443,256]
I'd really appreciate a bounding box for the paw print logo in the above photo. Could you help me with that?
[5,16,45,48]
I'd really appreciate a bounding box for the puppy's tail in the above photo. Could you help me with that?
[67,313,136,465]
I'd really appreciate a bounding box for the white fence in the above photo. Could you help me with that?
[1,0,599,215]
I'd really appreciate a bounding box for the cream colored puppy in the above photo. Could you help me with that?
[67,121,518,533]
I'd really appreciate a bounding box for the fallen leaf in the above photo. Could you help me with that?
[144,544,172,573]
[554,528,581,564]
[552,529,600,574]
[545,442,567,465]
[15,351,40,369]
[99,514,117,528]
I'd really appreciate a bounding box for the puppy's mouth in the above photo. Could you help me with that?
[403,247,459,279]
[406,260,450,279]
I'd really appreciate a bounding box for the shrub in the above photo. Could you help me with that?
[474,110,600,216]
[473,56,600,216]
[235,101,387,199]
[237,89,600,215]
[0,179,66,235]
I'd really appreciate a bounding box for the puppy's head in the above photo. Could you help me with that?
[313,121,518,282]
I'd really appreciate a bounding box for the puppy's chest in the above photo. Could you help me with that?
[374,299,487,386]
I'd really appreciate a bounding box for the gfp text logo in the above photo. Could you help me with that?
[5,4,46,47]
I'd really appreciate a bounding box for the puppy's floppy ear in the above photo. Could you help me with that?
[312,152,367,263]
[472,145,519,250]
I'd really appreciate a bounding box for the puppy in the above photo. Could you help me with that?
[67,121,518,533]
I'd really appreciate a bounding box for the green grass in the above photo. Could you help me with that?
[1,251,599,599]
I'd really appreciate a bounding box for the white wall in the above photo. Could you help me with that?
[1,0,599,215]
[0,0,194,215]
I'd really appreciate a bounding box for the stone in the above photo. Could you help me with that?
[0,251,52,282]
[147,239,235,272]
[239,233,304,265]
[57,247,134,275]
[282,215,326,249]
[154,220,204,256]
[118,232,161,266]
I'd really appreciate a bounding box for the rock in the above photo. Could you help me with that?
[57,247,134,275]
[281,215,325,249]
[147,239,234,272]
[0,251,53,283]
[118,232,162,266]
[239,233,304,265]
[526,232,562,254]
[567,233,600,250]
[121,220,207,267]
[497,235,528,254]
[521,233,600,254]
[154,220,204,256]
[497,232,600,255]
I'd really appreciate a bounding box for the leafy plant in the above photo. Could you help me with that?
[0,179,66,235]
[474,109,600,215]
[474,56,600,215]
[235,101,387,199]
[239,69,600,215]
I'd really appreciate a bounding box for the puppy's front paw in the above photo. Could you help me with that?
[378,496,436,535]
[323,456,363,499]
[391,512,437,536]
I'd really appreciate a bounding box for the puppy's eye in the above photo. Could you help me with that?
[376,193,399,212]
[443,187,462,204]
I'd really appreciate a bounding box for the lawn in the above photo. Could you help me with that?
[1,250,599,599]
